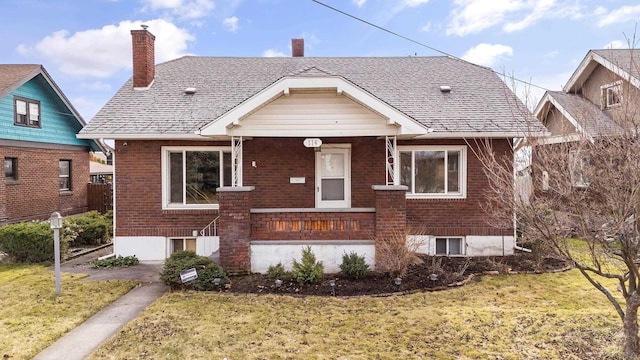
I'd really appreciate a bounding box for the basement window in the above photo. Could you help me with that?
[170,238,196,254]
[435,237,464,255]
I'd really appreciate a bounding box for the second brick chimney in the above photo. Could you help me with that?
[292,38,304,57]
[131,26,155,88]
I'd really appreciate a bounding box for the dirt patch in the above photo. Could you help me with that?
[222,253,571,297]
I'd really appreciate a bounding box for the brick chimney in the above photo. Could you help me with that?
[130,26,155,88]
[292,38,304,57]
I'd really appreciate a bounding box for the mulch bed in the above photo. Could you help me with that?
[221,253,571,297]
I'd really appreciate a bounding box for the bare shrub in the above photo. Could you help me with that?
[376,228,426,278]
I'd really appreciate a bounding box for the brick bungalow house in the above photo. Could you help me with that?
[0,64,105,225]
[78,28,541,273]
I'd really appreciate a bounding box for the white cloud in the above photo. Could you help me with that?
[447,0,580,36]
[16,19,194,78]
[401,0,430,7]
[420,21,432,32]
[604,40,628,49]
[223,16,239,32]
[503,0,554,32]
[141,0,214,19]
[461,43,513,67]
[597,5,640,27]
[447,0,520,36]
[263,49,286,57]
[353,0,366,7]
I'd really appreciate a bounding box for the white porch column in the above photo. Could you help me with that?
[231,136,243,186]
[385,135,397,186]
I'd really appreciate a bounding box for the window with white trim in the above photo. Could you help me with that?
[399,145,466,198]
[435,237,464,255]
[59,160,71,191]
[162,147,231,209]
[14,96,40,128]
[601,81,622,109]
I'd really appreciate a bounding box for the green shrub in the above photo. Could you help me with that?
[339,252,370,279]
[266,263,288,280]
[291,246,323,284]
[0,222,69,263]
[160,251,227,291]
[66,211,112,246]
[93,255,139,268]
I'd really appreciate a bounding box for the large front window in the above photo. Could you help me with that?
[399,146,466,198]
[163,147,231,209]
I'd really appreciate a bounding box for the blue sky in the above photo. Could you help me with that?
[1,0,639,122]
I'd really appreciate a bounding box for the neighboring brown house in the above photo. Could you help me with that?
[78,29,541,273]
[533,49,639,188]
[0,64,105,225]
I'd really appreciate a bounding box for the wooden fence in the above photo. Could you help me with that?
[87,183,113,213]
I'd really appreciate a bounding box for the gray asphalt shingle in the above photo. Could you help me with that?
[546,91,624,137]
[80,56,539,137]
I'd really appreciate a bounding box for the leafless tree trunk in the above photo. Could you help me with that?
[476,48,640,359]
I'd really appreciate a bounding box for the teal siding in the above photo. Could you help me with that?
[0,74,94,148]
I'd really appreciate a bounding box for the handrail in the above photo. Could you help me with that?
[200,216,220,237]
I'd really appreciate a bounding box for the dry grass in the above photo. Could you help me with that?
[0,264,138,359]
[90,269,622,360]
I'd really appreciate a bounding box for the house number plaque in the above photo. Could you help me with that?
[303,138,322,148]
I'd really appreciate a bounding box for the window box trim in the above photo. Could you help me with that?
[161,146,231,211]
[397,145,467,199]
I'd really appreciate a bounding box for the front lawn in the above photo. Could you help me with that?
[90,269,622,359]
[0,264,138,359]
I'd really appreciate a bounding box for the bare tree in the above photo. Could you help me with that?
[476,48,640,359]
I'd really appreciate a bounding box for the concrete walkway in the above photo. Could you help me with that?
[34,248,168,360]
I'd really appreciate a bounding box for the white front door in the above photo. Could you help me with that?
[316,145,351,208]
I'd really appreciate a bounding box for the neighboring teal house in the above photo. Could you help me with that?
[0,64,105,224]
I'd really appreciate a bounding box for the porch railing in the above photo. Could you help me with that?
[200,216,220,237]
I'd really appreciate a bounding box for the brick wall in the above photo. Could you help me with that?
[244,137,384,208]
[115,137,512,239]
[114,140,221,237]
[1,145,89,224]
[250,211,375,240]
[401,139,514,235]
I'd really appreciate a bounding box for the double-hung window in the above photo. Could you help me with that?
[399,145,466,198]
[5,158,17,181]
[59,160,71,191]
[14,96,41,128]
[162,147,231,209]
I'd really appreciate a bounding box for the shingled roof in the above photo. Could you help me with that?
[565,49,640,92]
[79,55,539,139]
[0,64,42,98]
[539,91,624,139]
